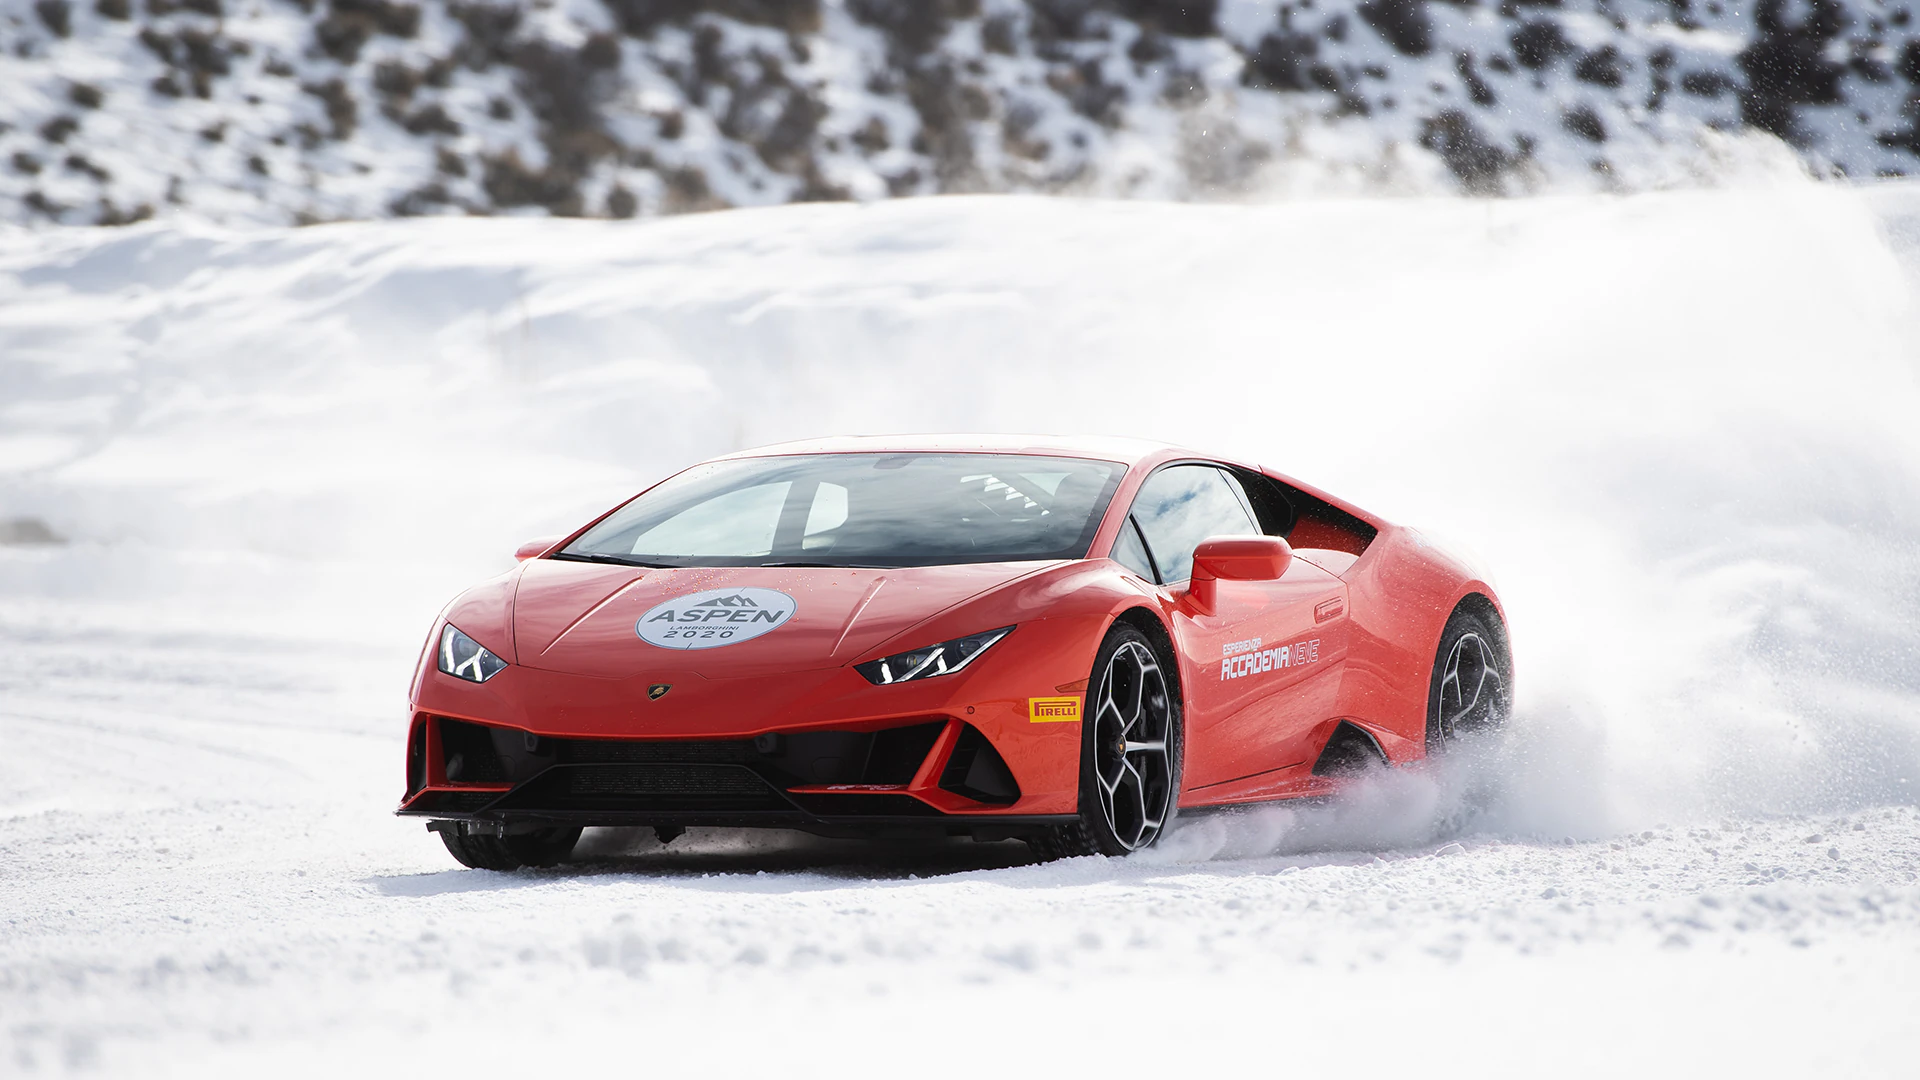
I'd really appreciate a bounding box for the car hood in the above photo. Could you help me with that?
[510,559,1060,679]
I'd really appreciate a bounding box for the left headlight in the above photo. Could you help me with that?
[438,624,508,683]
[855,626,1013,685]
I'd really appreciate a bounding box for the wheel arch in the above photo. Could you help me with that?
[1106,604,1185,711]
[1446,589,1512,674]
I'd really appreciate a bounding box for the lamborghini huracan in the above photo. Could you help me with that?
[399,435,1511,868]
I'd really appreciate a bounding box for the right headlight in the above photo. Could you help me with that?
[438,624,507,683]
[854,626,1013,685]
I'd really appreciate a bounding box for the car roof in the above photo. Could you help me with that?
[714,433,1195,467]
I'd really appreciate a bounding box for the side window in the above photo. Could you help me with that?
[1129,465,1258,585]
[1109,517,1158,582]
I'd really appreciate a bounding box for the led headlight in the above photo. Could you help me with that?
[855,626,1012,685]
[438,624,507,683]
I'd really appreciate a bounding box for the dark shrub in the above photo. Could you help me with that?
[374,60,421,98]
[1736,0,1848,142]
[604,0,820,35]
[1561,104,1606,141]
[40,115,80,143]
[481,150,584,214]
[1509,20,1571,69]
[580,31,621,69]
[34,0,71,37]
[1117,0,1217,37]
[1901,41,1920,84]
[97,202,156,227]
[1455,51,1495,105]
[319,1,422,63]
[847,0,972,55]
[1358,0,1432,56]
[452,3,522,69]
[1418,108,1512,193]
[402,103,462,136]
[1573,45,1624,87]
[1679,70,1735,96]
[177,29,232,77]
[303,79,358,139]
[1242,31,1319,91]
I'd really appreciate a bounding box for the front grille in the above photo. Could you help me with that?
[561,764,769,798]
[555,740,750,766]
[497,764,788,812]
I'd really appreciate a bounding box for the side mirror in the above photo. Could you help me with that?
[515,536,564,561]
[1185,535,1292,614]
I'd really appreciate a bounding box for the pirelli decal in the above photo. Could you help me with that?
[1028,696,1083,723]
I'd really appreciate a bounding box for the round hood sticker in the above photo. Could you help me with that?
[637,587,797,649]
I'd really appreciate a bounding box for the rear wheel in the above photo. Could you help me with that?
[1027,623,1182,860]
[1425,606,1512,753]
[439,825,581,871]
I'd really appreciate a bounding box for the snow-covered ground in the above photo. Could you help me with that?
[5,178,1920,1073]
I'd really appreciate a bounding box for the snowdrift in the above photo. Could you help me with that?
[3,179,1920,841]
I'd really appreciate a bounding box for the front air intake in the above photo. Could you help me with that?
[406,720,428,797]
[938,724,1020,805]
[439,717,508,782]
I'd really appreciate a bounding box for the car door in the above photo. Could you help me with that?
[1123,464,1349,798]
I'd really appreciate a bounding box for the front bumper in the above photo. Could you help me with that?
[396,715,1077,839]
[400,614,1108,827]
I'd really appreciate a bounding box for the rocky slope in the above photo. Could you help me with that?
[1,0,1917,224]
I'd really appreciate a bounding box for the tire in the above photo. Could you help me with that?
[440,826,581,871]
[1027,623,1183,860]
[1425,606,1512,755]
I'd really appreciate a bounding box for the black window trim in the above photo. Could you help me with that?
[1119,513,1162,585]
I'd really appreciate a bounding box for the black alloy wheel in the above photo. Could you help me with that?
[1426,607,1512,752]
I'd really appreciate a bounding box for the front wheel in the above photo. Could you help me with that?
[1027,623,1183,860]
[439,825,581,871]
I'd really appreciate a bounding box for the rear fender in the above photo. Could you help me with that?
[1340,525,1505,759]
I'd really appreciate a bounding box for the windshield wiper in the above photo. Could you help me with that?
[756,560,887,569]
[548,552,675,568]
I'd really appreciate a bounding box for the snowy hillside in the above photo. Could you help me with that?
[4,182,1920,1071]
[4,0,1920,225]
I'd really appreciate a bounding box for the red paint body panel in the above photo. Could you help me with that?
[401,435,1506,827]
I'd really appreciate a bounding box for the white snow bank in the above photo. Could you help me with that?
[3,178,1920,844]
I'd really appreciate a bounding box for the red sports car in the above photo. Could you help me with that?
[400,436,1510,869]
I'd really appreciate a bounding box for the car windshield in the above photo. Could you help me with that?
[560,453,1124,568]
